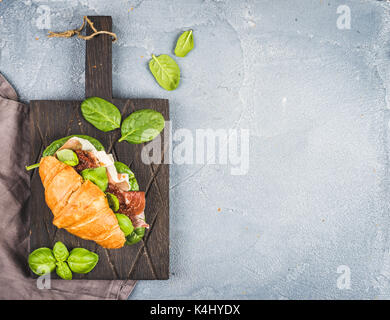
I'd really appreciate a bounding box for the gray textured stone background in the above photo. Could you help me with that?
[1,0,390,299]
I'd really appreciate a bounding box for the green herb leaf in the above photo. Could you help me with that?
[28,248,57,276]
[125,227,145,245]
[175,30,194,57]
[42,135,105,157]
[114,161,139,191]
[52,241,69,262]
[118,109,165,144]
[81,97,121,132]
[149,54,180,91]
[106,193,119,212]
[56,261,72,280]
[56,149,79,166]
[81,167,108,192]
[67,248,99,274]
[115,213,134,237]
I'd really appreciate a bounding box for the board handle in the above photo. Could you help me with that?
[85,16,113,100]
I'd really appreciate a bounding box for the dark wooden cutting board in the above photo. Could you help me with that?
[28,16,169,280]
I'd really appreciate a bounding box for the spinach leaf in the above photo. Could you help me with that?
[56,149,79,166]
[81,167,108,192]
[125,227,145,245]
[118,109,165,144]
[106,193,119,212]
[53,241,69,262]
[114,161,139,191]
[149,54,180,91]
[56,261,72,280]
[28,248,57,276]
[81,97,121,132]
[42,135,105,157]
[115,213,134,237]
[67,248,99,274]
[175,30,194,57]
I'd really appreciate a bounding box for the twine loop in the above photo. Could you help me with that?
[48,16,117,42]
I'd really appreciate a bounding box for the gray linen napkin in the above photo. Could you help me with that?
[0,73,136,299]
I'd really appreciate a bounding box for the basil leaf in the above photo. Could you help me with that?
[81,167,108,192]
[175,30,194,57]
[42,135,105,157]
[149,54,180,91]
[114,161,139,191]
[118,109,165,144]
[81,97,121,132]
[56,149,79,166]
[56,261,72,280]
[28,248,56,276]
[125,227,145,245]
[67,248,99,274]
[106,193,119,212]
[52,241,69,262]
[115,213,134,237]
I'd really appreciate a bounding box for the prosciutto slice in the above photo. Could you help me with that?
[129,211,148,229]
[106,183,148,229]
[57,138,83,152]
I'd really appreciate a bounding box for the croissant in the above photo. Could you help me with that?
[39,156,126,249]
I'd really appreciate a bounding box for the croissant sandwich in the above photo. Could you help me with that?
[34,135,148,249]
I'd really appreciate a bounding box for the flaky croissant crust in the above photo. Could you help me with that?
[39,156,126,249]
